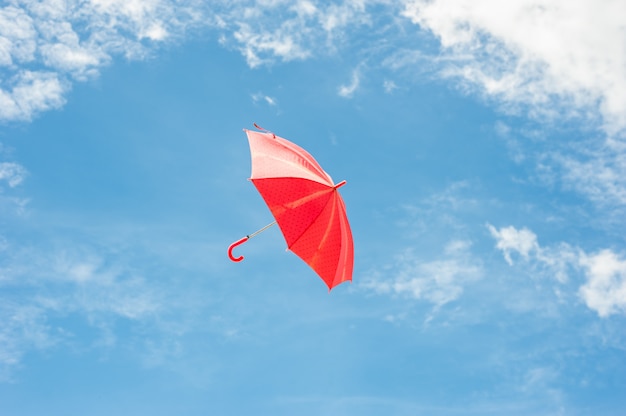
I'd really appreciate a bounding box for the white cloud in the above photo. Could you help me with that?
[338,68,360,98]
[488,224,576,284]
[320,1,370,34]
[0,5,37,66]
[489,224,626,317]
[37,20,109,78]
[218,1,377,68]
[251,92,278,106]
[383,79,397,93]
[487,224,538,265]
[493,121,526,164]
[0,0,377,120]
[555,138,626,209]
[0,71,67,121]
[0,161,27,187]
[0,303,56,381]
[362,239,483,308]
[494,124,626,222]
[221,3,316,68]
[0,0,205,122]
[402,0,626,135]
[492,121,626,222]
[579,250,626,318]
[231,21,311,68]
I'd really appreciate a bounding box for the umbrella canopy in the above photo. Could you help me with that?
[228,126,353,290]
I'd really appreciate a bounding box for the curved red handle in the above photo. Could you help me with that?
[228,237,249,262]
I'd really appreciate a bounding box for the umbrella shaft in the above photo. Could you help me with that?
[247,221,277,239]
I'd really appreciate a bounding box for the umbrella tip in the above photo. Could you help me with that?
[334,180,347,189]
[253,123,276,138]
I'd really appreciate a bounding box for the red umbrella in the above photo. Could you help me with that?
[228,124,353,290]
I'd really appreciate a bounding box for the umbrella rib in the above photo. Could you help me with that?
[284,187,331,210]
[331,199,352,287]
[309,192,338,265]
[271,138,331,182]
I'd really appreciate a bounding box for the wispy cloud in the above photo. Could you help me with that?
[0,0,205,122]
[488,224,577,285]
[0,161,27,187]
[362,239,483,309]
[0,156,28,215]
[555,138,626,211]
[486,117,626,260]
[337,68,360,98]
[0,0,386,121]
[0,302,56,382]
[488,224,626,317]
[382,79,397,93]
[0,238,164,379]
[251,92,278,107]
[219,1,378,68]
[228,21,312,68]
[491,120,626,232]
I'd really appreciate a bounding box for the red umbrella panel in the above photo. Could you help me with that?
[228,125,353,290]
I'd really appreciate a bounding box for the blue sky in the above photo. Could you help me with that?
[1,1,626,415]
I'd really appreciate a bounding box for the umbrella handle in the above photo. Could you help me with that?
[228,237,249,262]
[228,221,277,262]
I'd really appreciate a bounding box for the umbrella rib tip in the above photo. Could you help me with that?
[334,180,347,189]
